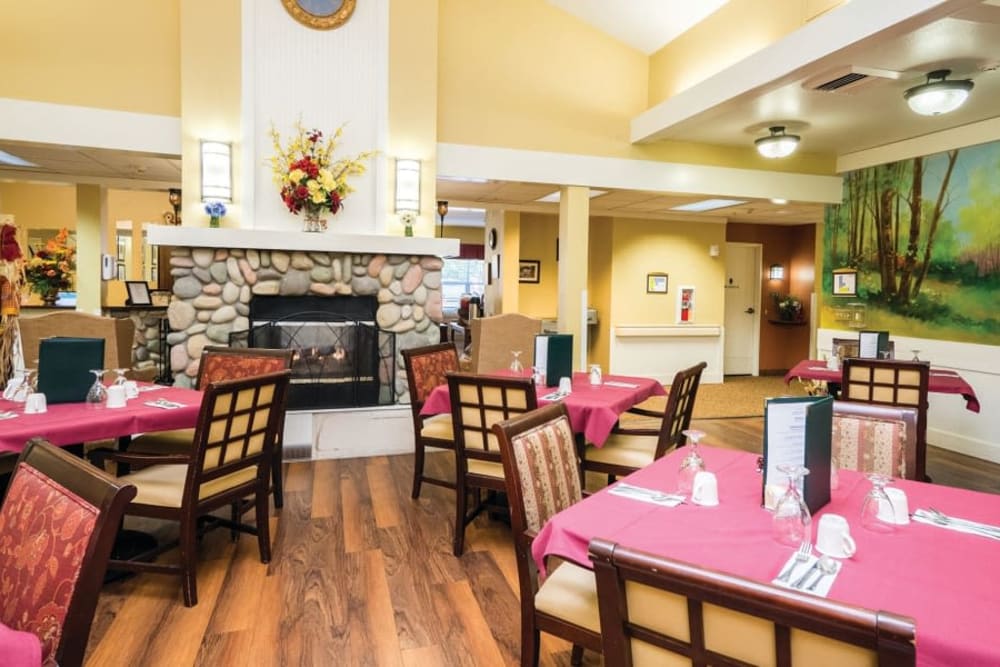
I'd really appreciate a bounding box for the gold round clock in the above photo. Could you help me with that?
[281,0,356,30]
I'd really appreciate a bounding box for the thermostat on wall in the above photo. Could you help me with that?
[101,253,115,280]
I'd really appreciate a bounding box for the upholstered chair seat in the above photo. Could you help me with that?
[533,561,601,634]
[583,432,657,469]
[419,413,454,441]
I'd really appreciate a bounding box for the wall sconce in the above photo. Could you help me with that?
[200,141,232,202]
[395,159,421,213]
[769,263,785,281]
[437,200,449,238]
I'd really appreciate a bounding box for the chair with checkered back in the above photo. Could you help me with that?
[401,343,460,499]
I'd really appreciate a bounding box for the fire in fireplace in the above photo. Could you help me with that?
[230,295,396,410]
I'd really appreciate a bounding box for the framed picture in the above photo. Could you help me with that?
[281,0,356,30]
[125,280,152,306]
[646,273,669,293]
[832,269,858,297]
[519,260,540,284]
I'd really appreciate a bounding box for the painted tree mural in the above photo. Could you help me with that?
[822,141,1000,345]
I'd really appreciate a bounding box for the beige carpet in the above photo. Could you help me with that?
[627,375,808,422]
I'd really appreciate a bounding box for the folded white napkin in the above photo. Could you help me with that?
[608,483,684,507]
[144,398,184,410]
[603,380,640,389]
[540,391,568,401]
[0,411,18,420]
[912,510,1000,541]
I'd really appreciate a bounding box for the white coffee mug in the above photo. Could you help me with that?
[878,487,910,525]
[24,392,47,414]
[589,364,602,386]
[816,513,857,558]
[691,471,719,506]
[826,355,840,371]
[558,376,573,394]
[106,385,128,409]
[123,380,140,399]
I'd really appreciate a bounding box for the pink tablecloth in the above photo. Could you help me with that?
[0,622,41,667]
[534,446,1000,667]
[420,372,666,446]
[0,385,202,453]
[784,359,980,413]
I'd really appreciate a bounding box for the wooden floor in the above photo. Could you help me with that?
[84,417,1000,666]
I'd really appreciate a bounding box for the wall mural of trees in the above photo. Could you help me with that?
[821,140,1000,345]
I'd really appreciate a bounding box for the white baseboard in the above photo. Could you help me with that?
[305,405,413,460]
[930,426,1000,464]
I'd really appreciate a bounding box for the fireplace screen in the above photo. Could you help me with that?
[231,297,395,410]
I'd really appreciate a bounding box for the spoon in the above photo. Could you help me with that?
[806,555,838,592]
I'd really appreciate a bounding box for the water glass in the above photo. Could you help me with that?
[861,473,896,533]
[509,350,524,373]
[772,464,812,547]
[676,429,706,497]
[86,369,108,404]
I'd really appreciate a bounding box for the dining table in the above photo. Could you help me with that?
[533,445,1000,666]
[784,359,980,413]
[0,383,202,454]
[420,370,666,446]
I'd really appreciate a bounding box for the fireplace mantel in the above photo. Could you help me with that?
[148,226,460,257]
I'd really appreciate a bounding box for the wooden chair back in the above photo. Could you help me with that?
[589,538,916,667]
[832,401,919,480]
[446,372,538,463]
[185,371,291,502]
[840,358,929,480]
[655,361,707,458]
[0,439,136,667]
[469,313,542,373]
[401,342,460,421]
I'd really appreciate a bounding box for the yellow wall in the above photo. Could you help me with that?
[516,213,559,318]
[0,1,180,115]
[0,183,76,238]
[610,218,727,326]
[441,225,484,244]
[588,217,614,370]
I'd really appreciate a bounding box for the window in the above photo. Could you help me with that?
[441,259,485,311]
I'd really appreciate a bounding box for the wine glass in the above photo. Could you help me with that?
[112,368,129,386]
[11,368,36,402]
[509,350,524,374]
[911,349,922,362]
[676,429,706,497]
[772,464,812,547]
[861,473,896,533]
[85,369,108,404]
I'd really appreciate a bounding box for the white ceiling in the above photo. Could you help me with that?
[546,0,728,54]
[0,140,180,188]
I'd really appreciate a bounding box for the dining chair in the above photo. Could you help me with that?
[0,438,136,667]
[102,370,290,606]
[469,313,542,373]
[583,361,706,480]
[840,358,930,481]
[493,403,601,667]
[401,342,460,499]
[125,345,294,508]
[588,538,917,666]
[446,371,537,556]
[833,401,919,480]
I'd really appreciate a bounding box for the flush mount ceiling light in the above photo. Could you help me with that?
[904,69,974,116]
[755,126,800,159]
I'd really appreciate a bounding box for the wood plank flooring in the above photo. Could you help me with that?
[84,417,1000,666]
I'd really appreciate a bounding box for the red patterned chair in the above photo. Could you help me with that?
[401,343,459,499]
[126,346,294,507]
[493,403,601,667]
[0,439,136,667]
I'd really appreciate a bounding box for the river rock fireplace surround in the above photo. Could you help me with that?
[148,227,459,460]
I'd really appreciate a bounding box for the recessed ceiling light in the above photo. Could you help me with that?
[535,189,608,203]
[770,198,788,205]
[438,175,490,183]
[670,198,749,212]
[0,150,38,167]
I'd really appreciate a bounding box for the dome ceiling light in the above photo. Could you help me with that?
[754,126,800,159]
[904,69,974,116]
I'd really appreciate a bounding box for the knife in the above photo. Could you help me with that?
[791,560,820,589]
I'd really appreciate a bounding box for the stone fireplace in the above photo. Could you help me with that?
[149,227,459,460]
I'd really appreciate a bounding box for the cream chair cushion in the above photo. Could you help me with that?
[467,459,504,479]
[534,561,600,633]
[120,464,257,508]
[127,428,195,455]
[420,413,454,441]
[584,432,657,469]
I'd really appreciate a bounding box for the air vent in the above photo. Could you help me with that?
[804,66,901,94]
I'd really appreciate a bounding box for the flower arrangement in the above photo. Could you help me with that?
[25,229,75,302]
[204,201,227,228]
[268,121,373,232]
[771,292,802,321]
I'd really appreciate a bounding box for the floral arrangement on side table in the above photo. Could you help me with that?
[268,121,373,232]
[25,228,75,305]
[204,201,227,228]
[771,292,803,322]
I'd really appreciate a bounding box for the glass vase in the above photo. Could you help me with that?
[303,211,328,233]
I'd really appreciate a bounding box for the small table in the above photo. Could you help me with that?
[784,359,980,413]
[421,371,666,446]
[534,446,1000,666]
[0,384,202,453]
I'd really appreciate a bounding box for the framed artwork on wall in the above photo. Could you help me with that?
[281,0,356,30]
[832,269,858,297]
[125,280,152,306]
[646,273,669,293]
[519,260,540,283]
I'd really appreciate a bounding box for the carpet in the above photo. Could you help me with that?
[625,374,808,422]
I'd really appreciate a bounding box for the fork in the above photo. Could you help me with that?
[925,508,1000,537]
[776,541,811,583]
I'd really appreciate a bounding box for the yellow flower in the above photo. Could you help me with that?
[318,169,336,191]
[289,168,305,184]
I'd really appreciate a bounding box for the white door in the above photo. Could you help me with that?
[724,243,760,375]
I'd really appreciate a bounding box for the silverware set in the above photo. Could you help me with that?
[776,543,839,593]
[0,411,17,420]
[912,508,1000,540]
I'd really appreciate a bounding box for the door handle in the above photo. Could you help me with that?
[744,307,755,314]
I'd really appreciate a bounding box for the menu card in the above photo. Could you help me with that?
[534,333,572,388]
[37,337,105,404]
[859,330,890,359]
[762,395,833,514]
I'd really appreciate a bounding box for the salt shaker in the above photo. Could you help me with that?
[589,364,602,386]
